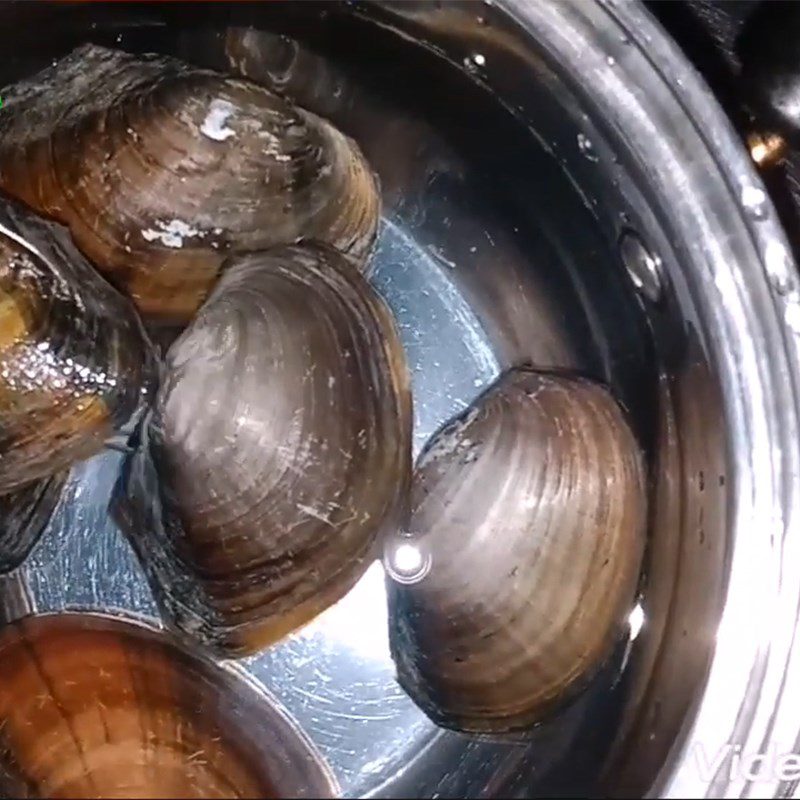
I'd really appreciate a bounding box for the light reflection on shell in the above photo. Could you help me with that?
[0,200,155,496]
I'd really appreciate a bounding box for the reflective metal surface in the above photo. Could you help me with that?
[0,1,798,798]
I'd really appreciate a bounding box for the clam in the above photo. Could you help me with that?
[0,612,336,798]
[0,199,155,495]
[0,44,380,323]
[0,472,66,572]
[116,242,411,656]
[385,367,647,734]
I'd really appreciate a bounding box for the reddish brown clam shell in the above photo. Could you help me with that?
[0,44,380,323]
[0,612,337,799]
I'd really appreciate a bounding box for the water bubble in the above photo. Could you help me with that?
[619,230,663,303]
[463,52,486,73]
[628,603,646,641]
[764,239,796,296]
[773,276,795,297]
[741,184,768,220]
[395,544,422,572]
[577,133,599,162]
[606,55,616,66]
[384,537,432,586]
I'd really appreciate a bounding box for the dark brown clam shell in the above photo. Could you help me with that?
[385,368,647,734]
[0,472,66,572]
[0,198,155,495]
[0,44,380,324]
[0,612,337,798]
[116,242,411,657]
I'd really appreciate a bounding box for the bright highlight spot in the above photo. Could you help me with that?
[628,602,645,641]
[394,543,424,575]
[384,538,431,586]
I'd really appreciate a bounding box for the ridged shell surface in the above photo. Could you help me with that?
[386,368,647,734]
[0,45,380,323]
[118,242,411,656]
[0,613,337,798]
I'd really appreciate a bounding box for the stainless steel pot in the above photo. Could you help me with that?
[0,1,798,797]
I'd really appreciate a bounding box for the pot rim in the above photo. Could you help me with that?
[494,0,800,796]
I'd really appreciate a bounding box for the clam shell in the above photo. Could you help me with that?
[0,44,380,323]
[0,472,66,572]
[385,368,647,734]
[0,199,155,495]
[116,242,411,656]
[0,612,336,798]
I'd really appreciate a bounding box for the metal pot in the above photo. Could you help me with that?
[0,1,798,797]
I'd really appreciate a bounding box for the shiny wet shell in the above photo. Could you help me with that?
[386,368,647,734]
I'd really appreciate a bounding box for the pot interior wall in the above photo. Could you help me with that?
[0,2,728,798]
